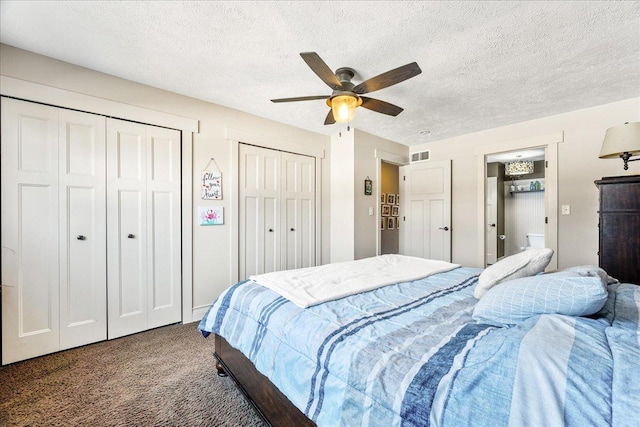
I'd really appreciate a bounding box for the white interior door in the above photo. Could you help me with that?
[400,160,452,262]
[1,98,61,364]
[107,119,181,339]
[239,144,281,279]
[281,152,316,271]
[145,125,182,329]
[59,109,107,350]
[239,144,316,279]
[485,177,498,265]
[107,119,148,339]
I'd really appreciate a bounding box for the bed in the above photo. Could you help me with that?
[199,254,640,427]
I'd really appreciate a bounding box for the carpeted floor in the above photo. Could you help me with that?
[0,322,265,426]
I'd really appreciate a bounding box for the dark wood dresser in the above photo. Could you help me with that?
[595,175,640,285]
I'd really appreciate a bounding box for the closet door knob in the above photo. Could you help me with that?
[127,234,135,239]
[290,228,295,231]
[268,229,274,232]
[76,235,86,241]
[438,226,450,231]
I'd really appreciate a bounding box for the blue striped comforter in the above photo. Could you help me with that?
[199,267,640,427]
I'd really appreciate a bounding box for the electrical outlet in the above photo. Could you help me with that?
[368,207,374,216]
[561,205,571,215]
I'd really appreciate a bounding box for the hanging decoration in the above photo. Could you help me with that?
[364,176,372,195]
[201,158,222,199]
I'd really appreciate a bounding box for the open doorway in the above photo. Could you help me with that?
[485,149,546,266]
[380,161,400,254]
[476,132,560,270]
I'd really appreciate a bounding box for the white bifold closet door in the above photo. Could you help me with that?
[1,98,107,364]
[106,119,181,339]
[239,144,316,280]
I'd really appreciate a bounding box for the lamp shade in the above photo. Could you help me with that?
[331,95,358,123]
[505,160,534,176]
[599,122,640,159]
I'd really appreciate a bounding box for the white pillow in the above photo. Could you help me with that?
[474,248,554,299]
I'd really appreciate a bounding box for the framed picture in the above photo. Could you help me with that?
[391,206,399,217]
[387,217,395,230]
[380,218,385,230]
[380,193,386,203]
[381,204,391,216]
[387,194,395,205]
[396,217,400,230]
[199,206,224,226]
[364,177,372,195]
[396,195,400,205]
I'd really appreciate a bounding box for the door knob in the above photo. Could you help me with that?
[268,229,274,232]
[76,235,86,240]
[489,223,496,227]
[290,228,295,231]
[438,226,450,231]
[127,234,135,239]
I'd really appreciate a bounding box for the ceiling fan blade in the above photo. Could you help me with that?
[271,95,329,103]
[324,109,336,125]
[300,52,343,90]
[360,97,404,116]
[353,62,422,94]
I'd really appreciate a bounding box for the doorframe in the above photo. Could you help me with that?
[374,149,409,255]
[0,76,198,323]
[485,176,498,265]
[475,131,563,269]
[226,128,326,284]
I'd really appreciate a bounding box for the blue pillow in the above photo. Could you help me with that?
[472,272,608,327]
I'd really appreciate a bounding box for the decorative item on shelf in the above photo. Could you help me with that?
[535,181,541,190]
[505,160,534,176]
[599,122,640,170]
[364,176,372,195]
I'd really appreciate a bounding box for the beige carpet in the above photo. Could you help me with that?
[0,322,264,426]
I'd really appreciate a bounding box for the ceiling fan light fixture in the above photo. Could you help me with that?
[329,94,360,123]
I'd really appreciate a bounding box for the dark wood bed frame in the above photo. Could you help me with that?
[214,334,316,427]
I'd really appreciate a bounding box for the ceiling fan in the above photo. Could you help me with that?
[271,52,422,126]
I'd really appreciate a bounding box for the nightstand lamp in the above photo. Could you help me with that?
[599,121,640,170]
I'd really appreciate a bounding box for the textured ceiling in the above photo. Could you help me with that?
[1,1,639,146]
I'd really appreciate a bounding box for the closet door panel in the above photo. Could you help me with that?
[1,98,60,365]
[281,152,315,271]
[239,144,280,278]
[263,196,279,274]
[59,109,107,350]
[107,119,148,339]
[146,126,181,328]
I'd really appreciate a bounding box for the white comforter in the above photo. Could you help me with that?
[249,254,460,308]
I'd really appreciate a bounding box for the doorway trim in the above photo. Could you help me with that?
[475,131,563,269]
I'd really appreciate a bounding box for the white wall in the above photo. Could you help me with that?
[330,129,355,262]
[413,98,640,268]
[0,44,332,320]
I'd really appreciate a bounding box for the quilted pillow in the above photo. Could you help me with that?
[474,248,554,299]
[472,271,609,327]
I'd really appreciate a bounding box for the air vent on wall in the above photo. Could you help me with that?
[410,150,430,163]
